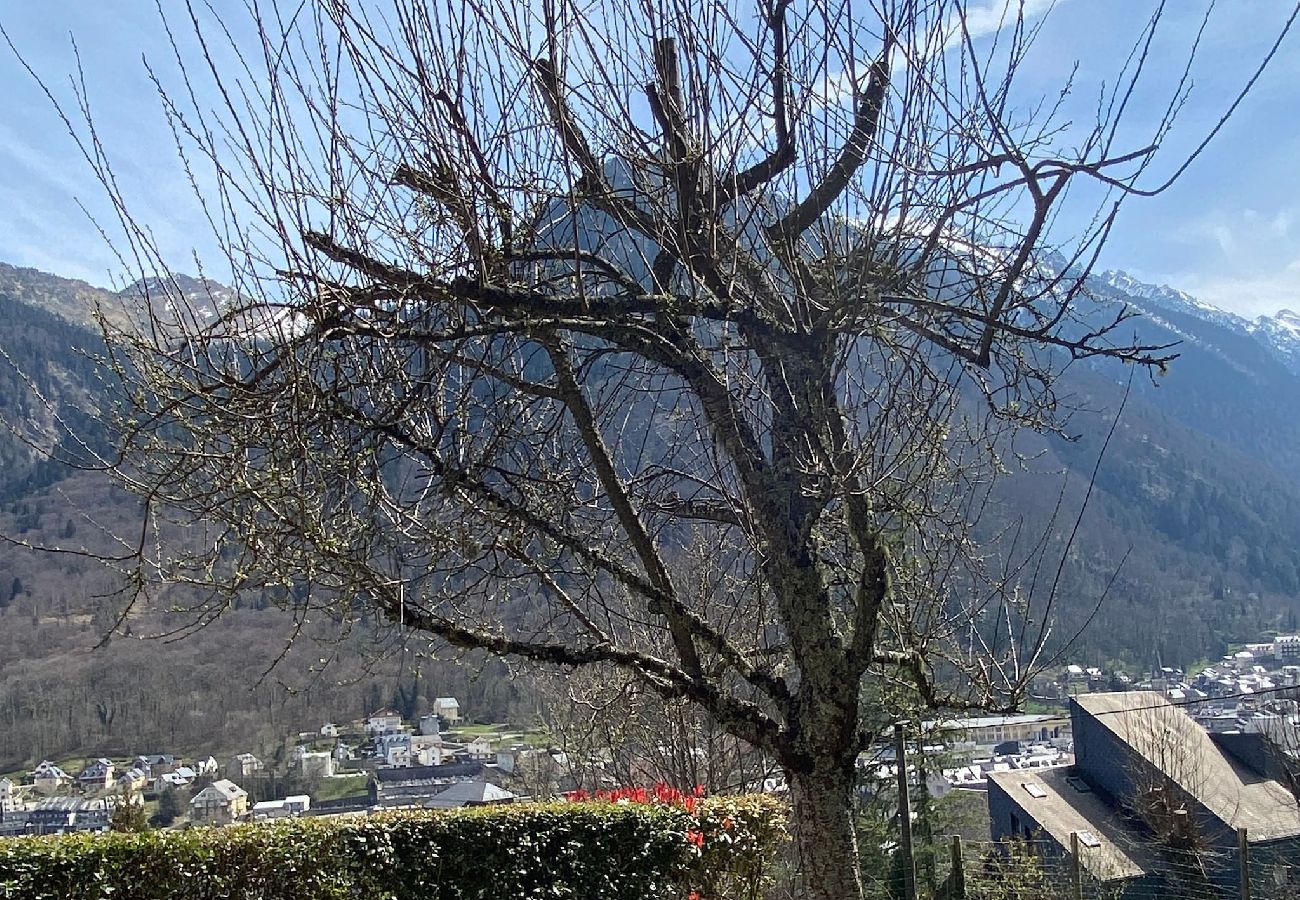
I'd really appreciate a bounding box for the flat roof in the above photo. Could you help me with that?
[926,713,1067,731]
[989,767,1160,882]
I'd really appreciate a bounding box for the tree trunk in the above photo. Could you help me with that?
[789,763,866,900]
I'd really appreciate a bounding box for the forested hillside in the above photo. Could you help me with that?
[0,272,532,768]
[0,261,1298,767]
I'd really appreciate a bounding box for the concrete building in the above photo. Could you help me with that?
[927,713,1071,749]
[989,692,1300,897]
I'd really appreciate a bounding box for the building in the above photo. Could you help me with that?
[464,735,495,760]
[191,779,249,824]
[1276,635,1300,661]
[25,797,110,834]
[433,697,462,725]
[989,691,1300,897]
[370,761,484,808]
[927,713,1071,748]
[250,795,311,819]
[365,708,405,736]
[136,754,179,776]
[411,733,463,766]
[424,781,515,808]
[31,762,71,796]
[299,751,336,779]
[376,732,413,768]
[496,746,545,775]
[160,766,197,788]
[77,758,116,790]
[226,753,264,780]
[116,768,149,793]
[0,778,17,816]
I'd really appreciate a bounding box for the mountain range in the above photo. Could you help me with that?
[0,257,1298,765]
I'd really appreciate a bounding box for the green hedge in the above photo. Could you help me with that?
[0,795,785,900]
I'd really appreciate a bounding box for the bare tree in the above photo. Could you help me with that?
[1121,703,1217,883]
[538,665,782,795]
[30,1,1299,898]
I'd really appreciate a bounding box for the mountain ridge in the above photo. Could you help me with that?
[1096,269,1300,377]
[0,258,1297,765]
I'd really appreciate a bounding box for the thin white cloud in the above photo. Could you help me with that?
[959,0,1060,43]
[1138,203,1300,318]
[1169,270,1300,319]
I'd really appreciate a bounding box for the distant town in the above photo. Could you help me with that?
[8,632,1300,867]
[0,695,579,835]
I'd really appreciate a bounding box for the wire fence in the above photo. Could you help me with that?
[930,834,1300,900]
[763,829,1300,900]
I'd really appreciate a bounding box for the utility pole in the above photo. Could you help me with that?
[895,721,916,900]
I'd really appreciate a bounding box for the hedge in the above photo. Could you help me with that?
[0,794,785,900]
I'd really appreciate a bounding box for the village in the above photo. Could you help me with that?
[904,631,1300,801]
[8,631,1300,861]
[0,695,580,836]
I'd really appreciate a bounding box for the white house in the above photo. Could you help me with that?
[433,697,461,725]
[411,734,462,766]
[321,723,341,738]
[161,766,197,788]
[464,736,494,760]
[0,777,17,815]
[250,794,311,819]
[194,756,219,777]
[365,708,405,736]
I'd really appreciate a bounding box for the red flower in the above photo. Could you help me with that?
[688,891,702,900]
[570,782,704,810]
[686,829,705,849]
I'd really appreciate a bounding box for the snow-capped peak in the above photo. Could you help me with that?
[1094,269,1300,377]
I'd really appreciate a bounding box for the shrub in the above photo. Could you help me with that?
[0,794,786,900]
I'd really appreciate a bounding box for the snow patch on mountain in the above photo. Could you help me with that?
[1095,270,1300,377]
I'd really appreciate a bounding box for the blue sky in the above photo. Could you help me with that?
[1,1,1299,318]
